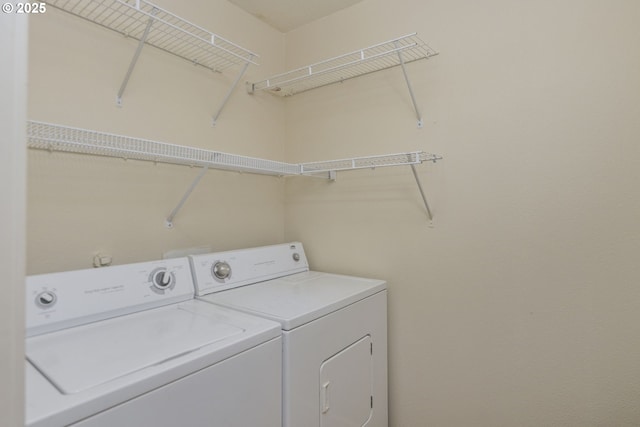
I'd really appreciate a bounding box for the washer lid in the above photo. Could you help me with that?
[26,304,243,394]
[200,271,386,330]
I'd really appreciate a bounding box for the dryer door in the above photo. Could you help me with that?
[320,335,373,427]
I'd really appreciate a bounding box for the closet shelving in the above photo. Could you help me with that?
[27,121,298,176]
[27,121,442,226]
[247,33,438,128]
[46,0,259,124]
[300,152,439,174]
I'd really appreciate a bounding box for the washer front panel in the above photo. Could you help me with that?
[69,338,282,427]
[25,300,282,427]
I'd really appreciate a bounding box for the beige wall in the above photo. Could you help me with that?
[1,13,27,427]
[284,0,640,426]
[27,0,287,273]
[26,0,640,426]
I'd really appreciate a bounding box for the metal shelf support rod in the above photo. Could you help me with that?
[410,164,433,221]
[212,56,253,126]
[165,166,209,228]
[395,41,423,128]
[116,8,158,107]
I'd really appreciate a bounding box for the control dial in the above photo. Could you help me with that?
[151,268,175,291]
[212,261,231,281]
[35,290,57,309]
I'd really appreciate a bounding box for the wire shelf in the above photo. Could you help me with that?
[46,0,258,72]
[28,120,442,223]
[28,121,442,176]
[300,152,442,174]
[248,33,437,96]
[27,121,299,176]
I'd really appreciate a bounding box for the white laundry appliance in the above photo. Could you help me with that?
[25,257,282,427]
[189,242,388,427]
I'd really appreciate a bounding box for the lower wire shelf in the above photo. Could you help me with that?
[27,120,442,224]
[27,121,298,176]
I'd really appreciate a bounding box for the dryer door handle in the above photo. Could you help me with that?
[321,381,330,414]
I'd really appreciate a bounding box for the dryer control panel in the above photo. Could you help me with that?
[26,258,194,337]
[190,242,309,296]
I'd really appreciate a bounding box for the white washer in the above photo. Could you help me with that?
[190,242,388,427]
[25,257,282,427]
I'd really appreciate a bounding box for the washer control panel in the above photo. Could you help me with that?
[26,258,194,337]
[189,242,309,296]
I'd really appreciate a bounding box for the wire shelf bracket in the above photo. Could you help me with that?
[116,7,157,107]
[165,166,209,228]
[47,0,259,123]
[395,40,423,129]
[410,164,433,222]
[27,121,442,226]
[212,57,253,126]
[247,33,437,128]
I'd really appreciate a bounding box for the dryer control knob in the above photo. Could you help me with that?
[152,269,174,290]
[212,261,231,280]
[36,291,57,309]
[292,253,300,262]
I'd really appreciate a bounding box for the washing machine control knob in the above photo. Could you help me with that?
[152,269,174,290]
[36,290,57,309]
[292,253,300,262]
[212,261,231,280]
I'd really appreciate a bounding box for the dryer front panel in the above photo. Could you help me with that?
[282,290,387,427]
[320,335,373,427]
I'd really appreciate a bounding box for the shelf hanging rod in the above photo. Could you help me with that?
[165,166,209,228]
[395,40,423,128]
[116,8,158,107]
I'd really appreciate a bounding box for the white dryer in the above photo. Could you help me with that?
[190,242,388,427]
[25,257,282,427]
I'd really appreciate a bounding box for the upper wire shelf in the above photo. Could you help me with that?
[247,33,437,96]
[46,0,259,72]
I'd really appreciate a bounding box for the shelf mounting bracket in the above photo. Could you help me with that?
[395,41,423,128]
[116,8,158,107]
[165,166,209,228]
[212,55,254,126]
[410,164,433,222]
